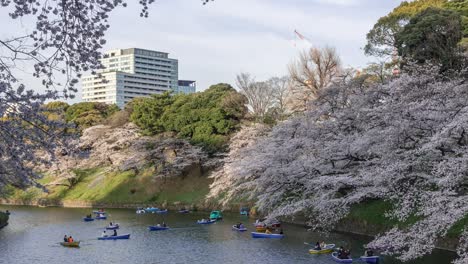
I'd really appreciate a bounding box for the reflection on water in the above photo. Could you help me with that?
[0,206,455,264]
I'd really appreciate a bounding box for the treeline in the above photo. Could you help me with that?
[44,83,247,153]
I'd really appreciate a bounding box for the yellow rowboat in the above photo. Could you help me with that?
[60,241,80,248]
[309,244,335,254]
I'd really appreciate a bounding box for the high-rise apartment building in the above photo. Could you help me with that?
[81,48,179,108]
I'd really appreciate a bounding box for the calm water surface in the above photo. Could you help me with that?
[0,206,455,264]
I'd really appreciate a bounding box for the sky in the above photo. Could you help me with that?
[0,0,403,103]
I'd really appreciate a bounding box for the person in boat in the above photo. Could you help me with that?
[337,246,344,257]
[68,236,74,243]
[320,241,326,249]
[279,229,284,235]
[156,223,161,227]
[63,235,68,242]
[162,222,167,227]
[314,242,321,250]
[364,249,374,257]
[239,223,245,229]
[101,230,108,237]
[339,249,350,259]
[265,228,272,234]
[113,230,117,236]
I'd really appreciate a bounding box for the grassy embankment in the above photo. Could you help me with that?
[345,200,467,239]
[3,167,211,207]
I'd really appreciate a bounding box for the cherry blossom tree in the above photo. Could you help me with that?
[0,0,208,188]
[210,65,468,263]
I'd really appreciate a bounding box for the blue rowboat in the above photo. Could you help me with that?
[93,211,106,214]
[95,215,107,220]
[83,217,94,222]
[155,209,168,214]
[105,224,119,230]
[251,232,284,238]
[197,220,216,225]
[178,209,189,214]
[232,225,247,232]
[98,234,130,240]
[360,256,379,263]
[148,226,170,231]
[331,252,353,263]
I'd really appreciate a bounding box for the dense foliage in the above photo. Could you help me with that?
[396,7,464,71]
[365,0,467,57]
[209,67,468,263]
[131,84,247,152]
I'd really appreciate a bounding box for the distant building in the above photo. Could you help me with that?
[81,48,179,108]
[176,80,196,94]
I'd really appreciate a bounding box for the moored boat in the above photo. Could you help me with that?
[148,226,170,231]
[232,225,247,232]
[360,256,379,264]
[309,244,335,254]
[98,234,130,240]
[95,215,107,220]
[178,209,189,214]
[197,219,216,225]
[60,241,80,247]
[331,252,353,263]
[155,209,168,214]
[83,217,94,222]
[251,232,284,238]
[93,210,106,215]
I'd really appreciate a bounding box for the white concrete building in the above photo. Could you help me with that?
[176,80,197,94]
[81,48,179,108]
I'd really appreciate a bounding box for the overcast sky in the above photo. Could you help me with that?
[1,0,402,103]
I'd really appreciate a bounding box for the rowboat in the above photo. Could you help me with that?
[197,220,216,225]
[144,207,159,213]
[105,224,119,230]
[178,209,189,214]
[360,256,379,263]
[251,232,284,238]
[93,211,106,214]
[98,234,130,240]
[148,226,170,231]
[95,215,107,220]
[155,209,168,214]
[232,225,247,232]
[309,244,335,254]
[331,252,353,263]
[209,210,222,220]
[60,241,80,247]
[83,217,94,222]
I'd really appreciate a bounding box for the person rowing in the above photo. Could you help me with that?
[112,230,117,236]
[63,235,68,242]
[101,230,108,237]
[314,241,321,250]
